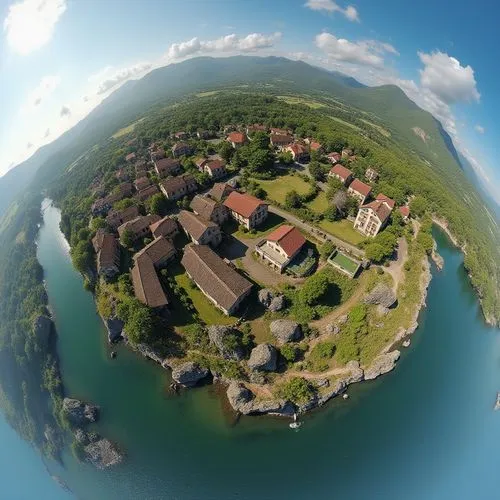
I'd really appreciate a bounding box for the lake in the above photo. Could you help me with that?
[4,199,499,499]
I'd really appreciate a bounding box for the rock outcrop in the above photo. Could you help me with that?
[363,284,397,309]
[270,319,302,344]
[171,362,209,387]
[344,360,364,384]
[364,351,400,380]
[258,289,285,312]
[62,398,99,426]
[208,325,245,361]
[105,317,124,343]
[84,437,123,469]
[226,381,293,416]
[247,344,277,372]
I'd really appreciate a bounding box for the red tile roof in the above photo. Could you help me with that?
[205,159,226,173]
[223,191,267,218]
[266,225,306,258]
[362,200,392,224]
[227,132,246,144]
[287,143,307,156]
[270,134,293,145]
[309,141,322,151]
[328,152,341,160]
[349,179,372,197]
[376,193,395,209]
[330,164,353,181]
[399,206,410,218]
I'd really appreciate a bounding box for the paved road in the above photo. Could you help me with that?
[268,205,365,257]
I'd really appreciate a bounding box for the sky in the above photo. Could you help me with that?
[0,0,498,203]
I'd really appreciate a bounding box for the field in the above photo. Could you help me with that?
[111,118,145,139]
[276,95,325,109]
[319,219,366,246]
[254,174,311,204]
[306,191,329,213]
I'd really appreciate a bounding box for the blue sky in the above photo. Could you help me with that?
[0,0,498,203]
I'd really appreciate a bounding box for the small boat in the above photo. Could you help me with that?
[402,339,411,348]
[494,392,500,411]
[289,413,302,430]
[110,351,117,359]
[342,393,349,400]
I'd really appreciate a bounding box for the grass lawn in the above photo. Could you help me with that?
[307,191,329,214]
[254,174,311,205]
[328,250,360,276]
[319,219,366,246]
[276,95,325,109]
[112,118,145,139]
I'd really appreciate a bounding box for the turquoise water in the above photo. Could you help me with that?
[11,200,500,499]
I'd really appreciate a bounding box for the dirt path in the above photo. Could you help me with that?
[285,365,351,380]
[383,236,408,292]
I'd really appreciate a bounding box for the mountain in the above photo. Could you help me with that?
[0,55,480,216]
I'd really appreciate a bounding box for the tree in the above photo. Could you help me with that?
[218,141,234,163]
[364,242,386,263]
[148,193,167,216]
[410,196,427,217]
[319,241,335,260]
[309,161,327,181]
[417,230,434,254]
[90,217,106,232]
[125,303,154,344]
[299,272,330,305]
[277,151,293,165]
[326,177,344,200]
[332,190,348,215]
[113,198,135,211]
[285,190,302,209]
[120,228,135,248]
[251,131,270,150]
[246,148,274,174]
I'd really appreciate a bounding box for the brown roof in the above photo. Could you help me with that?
[270,127,290,135]
[328,152,341,160]
[330,164,353,181]
[135,184,159,202]
[208,183,234,202]
[195,157,208,169]
[270,134,293,145]
[92,231,119,272]
[118,214,160,238]
[399,206,410,218]
[309,141,322,151]
[266,225,306,258]
[150,216,178,238]
[172,142,192,152]
[106,205,140,230]
[181,244,252,312]
[134,236,175,267]
[376,193,395,209]
[349,179,372,197]
[287,143,307,156]
[205,159,226,173]
[178,210,218,241]
[223,191,267,218]
[159,174,196,196]
[190,195,219,219]
[134,176,151,191]
[125,152,136,162]
[132,254,168,308]
[247,124,267,132]
[362,200,393,224]
[155,158,181,174]
[227,132,246,144]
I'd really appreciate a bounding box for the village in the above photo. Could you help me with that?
[89,122,421,413]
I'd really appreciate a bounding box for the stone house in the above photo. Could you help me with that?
[223,191,268,230]
[365,168,379,182]
[133,236,176,269]
[207,182,234,202]
[134,176,152,191]
[159,174,197,201]
[117,214,161,244]
[131,254,169,310]
[204,159,226,179]
[328,164,354,186]
[150,216,179,240]
[106,205,140,231]
[190,195,228,225]
[154,158,182,178]
[286,143,309,163]
[227,132,247,148]
[134,185,159,203]
[92,230,120,280]
[178,210,222,247]
[171,142,194,158]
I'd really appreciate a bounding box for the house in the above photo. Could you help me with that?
[117,214,161,243]
[204,159,226,179]
[171,142,194,158]
[91,183,134,216]
[197,130,211,139]
[178,210,222,247]
[125,152,136,162]
[190,195,228,225]
[399,205,410,222]
[354,199,393,238]
[341,148,353,158]
[347,179,372,204]
[223,191,268,229]
[270,134,293,148]
[195,157,208,171]
[91,198,113,217]
[270,127,291,135]
[135,162,148,177]
[92,230,120,280]
[115,168,129,182]
[135,185,159,203]
[327,152,341,164]
[246,124,267,135]
[154,158,182,178]
[106,205,140,231]
[181,244,253,315]
[159,174,197,201]
[150,216,179,240]
[309,141,323,154]
[115,182,134,198]
[376,193,395,210]
[134,236,176,269]
[207,182,234,202]
[328,164,354,186]
[150,149,165,162]
[255,225,306,273]
[286,143,310,163]
[131,253,169,309]
[174,131,188,140]
[227,132,247,148]
[134,176,151,191]
[365,168,379,182]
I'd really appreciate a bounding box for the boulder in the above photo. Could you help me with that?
[258,289,286,312]
[364,351,400,380]
[317,379,347,406]
[74,428,89,445]
[344,360,364,384]
[62,398,99,426]
[208,325,245,361]
[84,438,123,469]
[105,317,124,343]
[363,284,397,309]
[269,295,286,312]
[337,314,348,325]
[171,362,209,387]
[325,323,340,335]
[247,344,277,372]
[226,382,293,416]
[270,319,302,344]
[258,288,274,307]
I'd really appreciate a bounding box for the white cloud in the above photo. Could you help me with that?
[22,75,61,112]
[3,0,67,55]
[166,32,282,60]
[305,0,359,21]
[315,32,398,67]
[418,51,480,105]
[96,63,153,94]
[475,124,485,134]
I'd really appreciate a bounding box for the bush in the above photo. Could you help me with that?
[275,377,315,405]
[306,342,335,372]
[280,344,298,363]
[319,241,335,261]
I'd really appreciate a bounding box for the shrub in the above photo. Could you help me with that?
[280,344,298,363]
[306,342,335,372]
[275,377,315,405]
